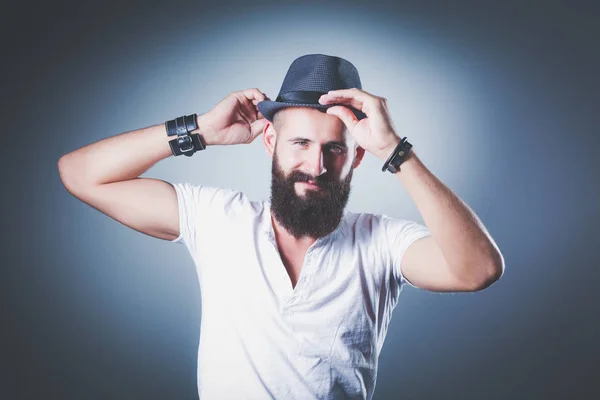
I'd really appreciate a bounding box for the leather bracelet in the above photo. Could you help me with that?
[381,137,412,173]
[165,113,205,156]
[169,133,206,157]
[165,113,198,137]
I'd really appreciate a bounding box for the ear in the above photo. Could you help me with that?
[352,145,366,169]
[263,120,277,157]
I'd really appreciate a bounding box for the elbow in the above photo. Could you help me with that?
[58,155,87,195]
[466,250,505,292]
[58,155,75,191]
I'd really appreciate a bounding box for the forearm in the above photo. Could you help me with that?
[376,145,504,282]
[58,114,211,188]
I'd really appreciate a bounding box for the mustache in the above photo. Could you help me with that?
[288,171,334,187]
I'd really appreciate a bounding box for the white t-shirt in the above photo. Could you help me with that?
[170,181,431,400]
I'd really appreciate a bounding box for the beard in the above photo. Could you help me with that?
[270,151,353,239]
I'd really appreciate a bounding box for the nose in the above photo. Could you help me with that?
[304,146,327,178]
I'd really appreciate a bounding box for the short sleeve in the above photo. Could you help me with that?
[380,215,432,288]
[169,181,245,256]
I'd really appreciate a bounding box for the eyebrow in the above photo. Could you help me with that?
[288,137,348,148]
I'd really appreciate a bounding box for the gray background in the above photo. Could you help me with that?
[2,0,599,398]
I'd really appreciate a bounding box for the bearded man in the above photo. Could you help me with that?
[58,54,504,400]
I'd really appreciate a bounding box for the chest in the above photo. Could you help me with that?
[277,246,309,289]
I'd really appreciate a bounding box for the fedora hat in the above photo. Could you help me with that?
[257,53,368,122]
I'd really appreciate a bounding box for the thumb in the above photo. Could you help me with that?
[250,118,268,139]
[326,106,359,131]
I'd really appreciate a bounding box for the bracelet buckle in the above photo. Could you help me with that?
[177,135,194,153]
[166,113,205,156]
[382,137,412,173]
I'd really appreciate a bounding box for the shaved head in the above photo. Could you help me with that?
[272,109,286,133]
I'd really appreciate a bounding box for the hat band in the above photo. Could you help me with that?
[276,91,327,104]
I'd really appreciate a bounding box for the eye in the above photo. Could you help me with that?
[328,145,345,154]
[294,140,309,147]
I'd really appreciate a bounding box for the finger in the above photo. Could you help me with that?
[240,101,260,123]
[327,88,370,98]
[242,87,269,103]
[320,94,364,112]
[242,88,271,120]
[251,98,269,120]
[319,88,369,109]
[251,96,271,105]
[250,118,267,139]
[325,88,372,102]
[232,93,259,123]
[325,88,369,101]
[322,90,382,117]
[325,105,359,131]
[238,92,264,122]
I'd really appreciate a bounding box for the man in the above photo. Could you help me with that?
[58,54,504,399]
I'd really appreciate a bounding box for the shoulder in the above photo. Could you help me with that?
[343,210,398,236]
[343,210,430,246]
[171,182,264,219]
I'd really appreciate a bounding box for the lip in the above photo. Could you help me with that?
[298,181,321,189]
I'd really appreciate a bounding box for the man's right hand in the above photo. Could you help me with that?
[198,88,271,146]
[58,88,272,242]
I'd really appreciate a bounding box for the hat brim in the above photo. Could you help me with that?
[257,100,367,122]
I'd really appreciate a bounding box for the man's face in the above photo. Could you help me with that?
[267,107,360,239]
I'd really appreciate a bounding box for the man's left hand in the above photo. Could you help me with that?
[319,88,401,160]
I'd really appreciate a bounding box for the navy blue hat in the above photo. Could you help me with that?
[257,54,368,122]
